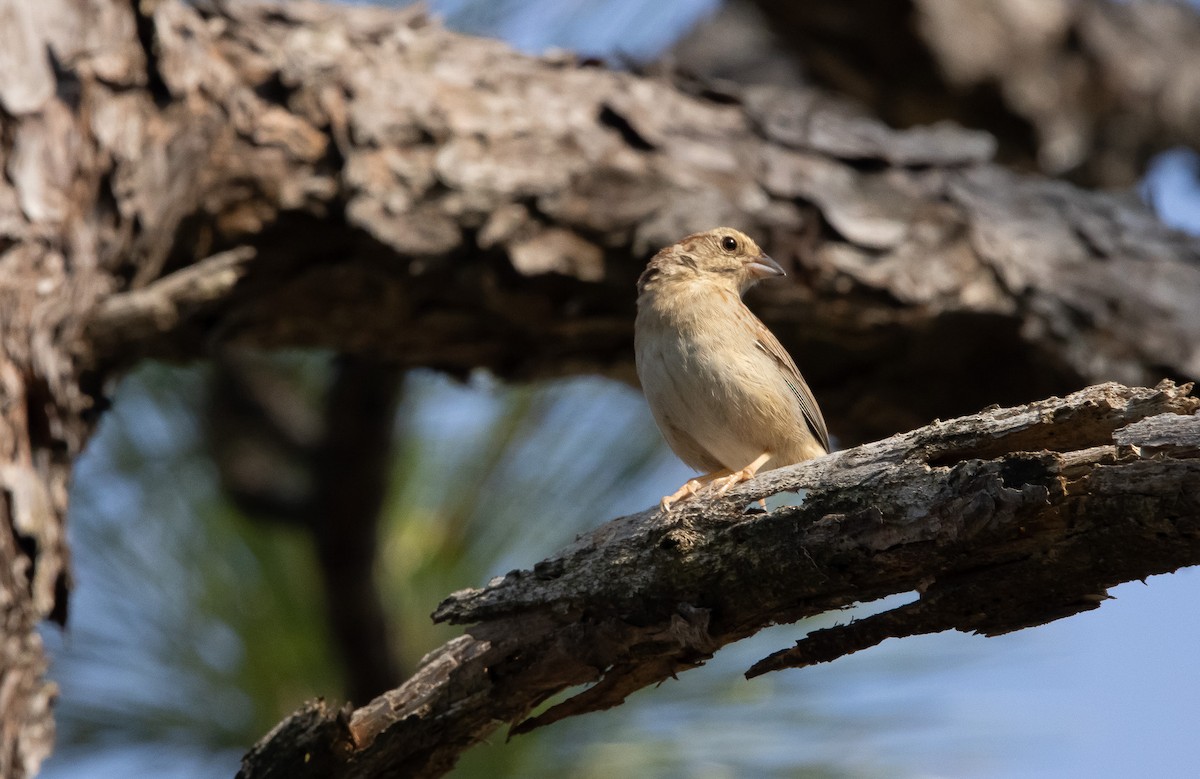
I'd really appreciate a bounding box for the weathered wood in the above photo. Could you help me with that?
[239,381,1200,779]
[746,0,1200,185]
[57,0,1200,444]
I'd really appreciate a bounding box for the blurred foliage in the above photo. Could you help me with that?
[377,370,676,661]
[42,363,341,775]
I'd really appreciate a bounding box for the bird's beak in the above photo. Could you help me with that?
[745,253,785,279]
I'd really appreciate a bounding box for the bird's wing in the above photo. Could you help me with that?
[754,328,830,453]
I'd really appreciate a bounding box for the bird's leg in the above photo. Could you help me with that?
[708,452,772,497]
[660,469,732,512]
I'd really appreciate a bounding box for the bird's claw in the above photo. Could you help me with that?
[659,477,706,513]
[708,469,752,497]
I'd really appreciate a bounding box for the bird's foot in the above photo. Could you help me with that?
[708,469,752,496]
[659,478,704,512]
[659,468,735,512]
[708,452,772,497]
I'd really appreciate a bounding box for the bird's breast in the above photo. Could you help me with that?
[635,294,811,472]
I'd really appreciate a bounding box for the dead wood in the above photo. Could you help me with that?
[745,0,1200,185]
[239,381,1200,779]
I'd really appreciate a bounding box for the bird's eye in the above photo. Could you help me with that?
[721,236,738,252]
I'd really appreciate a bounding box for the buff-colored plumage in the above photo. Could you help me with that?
[635,228,828,510]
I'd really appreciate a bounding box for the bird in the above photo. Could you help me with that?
[634,228,829,511]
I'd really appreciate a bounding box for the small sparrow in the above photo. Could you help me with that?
[635,228,829,511]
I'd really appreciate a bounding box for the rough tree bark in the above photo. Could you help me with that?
[63,0,1200,438]
[746,0,1200,185]
[1,0,1199,776]
[238,381,1200,779]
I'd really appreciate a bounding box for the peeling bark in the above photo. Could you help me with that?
[239,381,1200,779]
[54,0,1200,443]
[746,0,1200,185]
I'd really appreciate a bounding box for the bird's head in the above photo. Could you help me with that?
[637,228,784,298]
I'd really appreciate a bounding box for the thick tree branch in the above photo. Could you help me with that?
[53,0,1197,445]
[746,0,1200,185]
[239,381,1200,779]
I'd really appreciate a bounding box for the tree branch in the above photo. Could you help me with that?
[746,0,1200,185]
[85,246,257,364]
[58,0,1199,445]
[238,381,1200,779]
